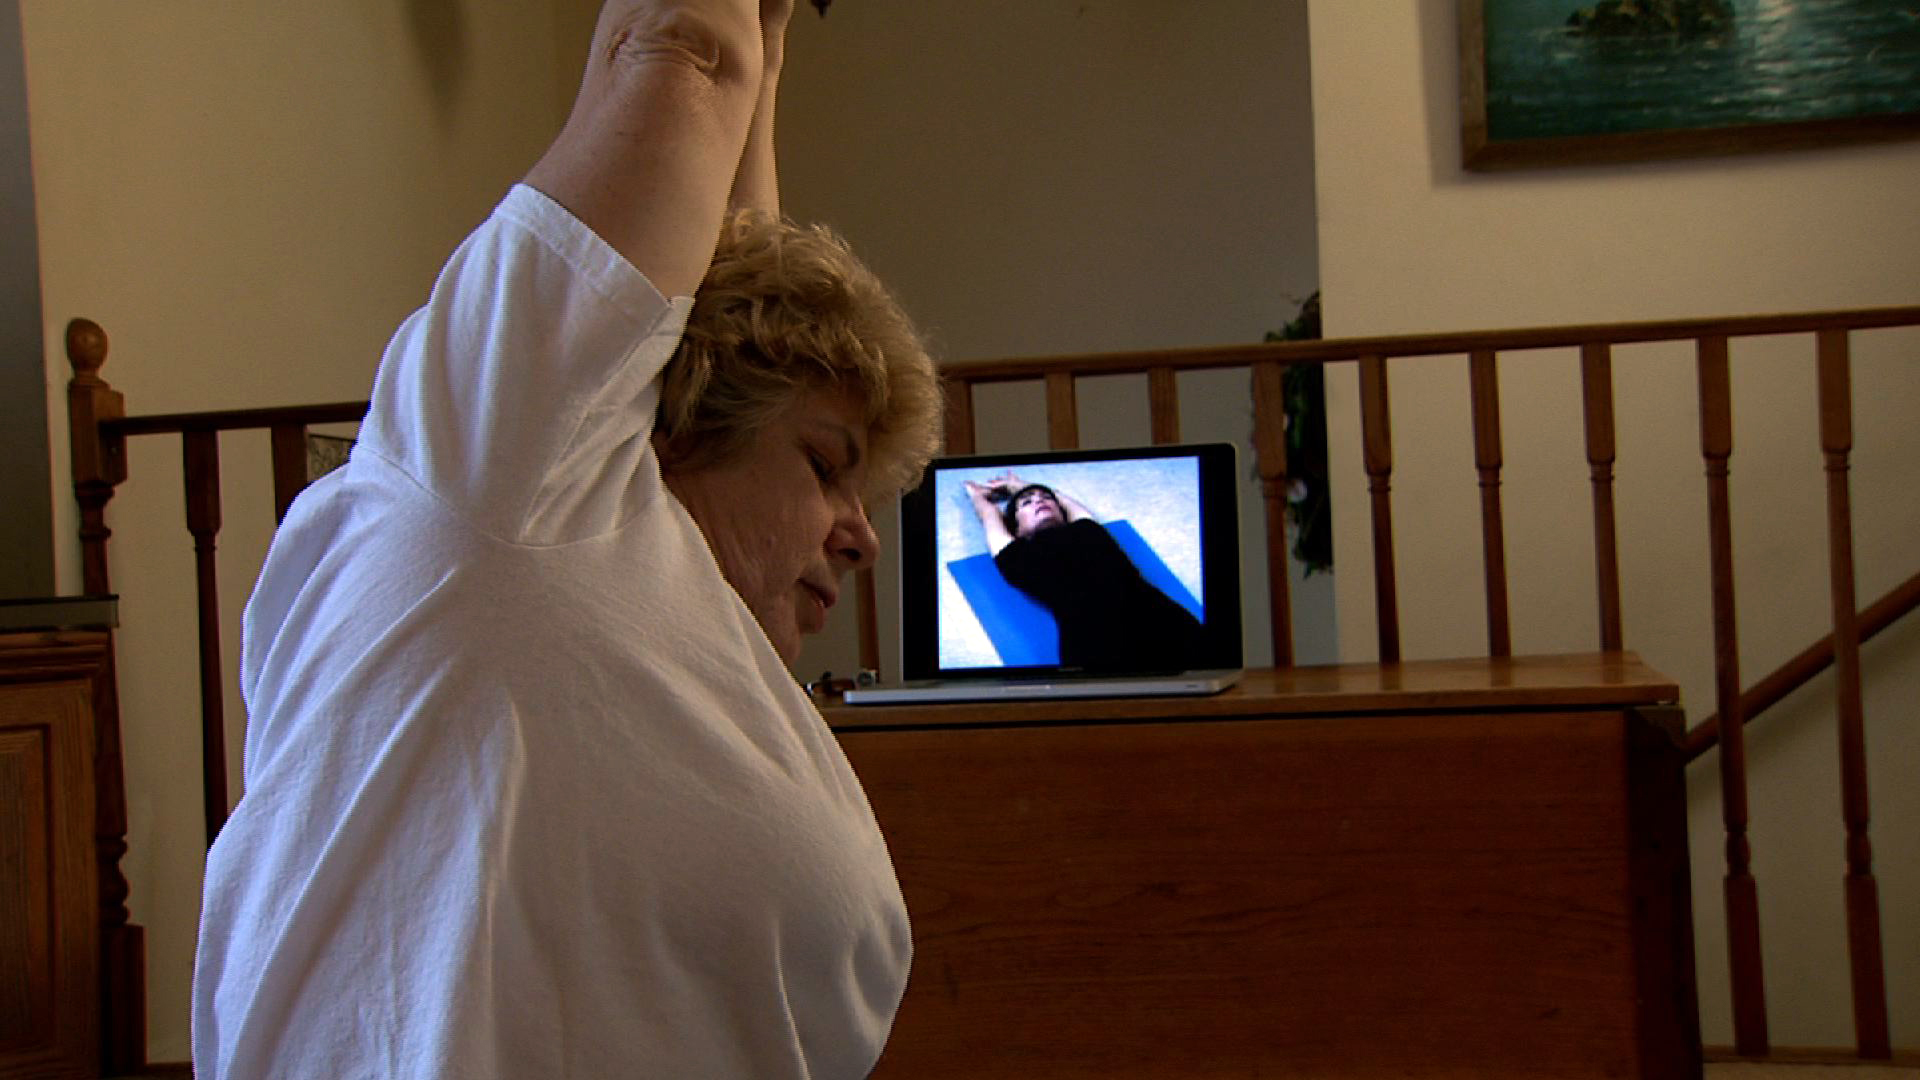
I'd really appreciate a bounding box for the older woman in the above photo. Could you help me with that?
[192,1,940,1077]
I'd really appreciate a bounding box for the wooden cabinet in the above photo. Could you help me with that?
[0,632,105,1080]
[828,652,1701,1079]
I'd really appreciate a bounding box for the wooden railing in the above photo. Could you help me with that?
[66,304,1920,1067]
[915,304,1919,1061]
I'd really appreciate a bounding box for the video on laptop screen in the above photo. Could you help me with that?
[896,443,1243,680]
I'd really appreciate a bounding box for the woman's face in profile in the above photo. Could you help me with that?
[663,385,879,663]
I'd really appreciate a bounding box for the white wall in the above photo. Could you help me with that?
[1308,0,1919,1049]
[25,2,582,1060]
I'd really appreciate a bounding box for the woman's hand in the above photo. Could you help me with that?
[965,478,1016,554]
[983,471,1026,499]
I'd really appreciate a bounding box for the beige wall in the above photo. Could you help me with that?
[25,2,584,1060]
[1309,0,1919,1049]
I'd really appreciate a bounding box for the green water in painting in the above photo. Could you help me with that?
[1484,0,1920,139]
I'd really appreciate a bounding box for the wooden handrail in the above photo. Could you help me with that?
[1684,570,1920,760]
[101,400,368,436]
[939,304,1920,381]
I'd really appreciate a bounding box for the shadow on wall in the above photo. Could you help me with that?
[407,0,468,124]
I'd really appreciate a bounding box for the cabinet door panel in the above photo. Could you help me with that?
[0,682,99,1078]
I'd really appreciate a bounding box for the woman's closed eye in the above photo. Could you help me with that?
[807,448,840,486]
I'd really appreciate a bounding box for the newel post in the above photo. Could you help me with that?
[64,317,148,1073]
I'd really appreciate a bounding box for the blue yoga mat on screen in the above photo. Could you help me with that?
[945,520,1202,667]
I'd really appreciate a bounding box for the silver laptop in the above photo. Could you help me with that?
[844,443,1243,705]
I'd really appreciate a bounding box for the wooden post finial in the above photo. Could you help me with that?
[67,317,109,381]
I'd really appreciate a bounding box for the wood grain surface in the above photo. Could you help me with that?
[833,656,1696,1078]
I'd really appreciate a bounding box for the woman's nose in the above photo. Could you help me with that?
[832,499,880,571]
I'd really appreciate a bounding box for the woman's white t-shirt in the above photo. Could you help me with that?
[192,185,912,1079]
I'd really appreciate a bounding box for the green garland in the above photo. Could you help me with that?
[1263,292,1331,575]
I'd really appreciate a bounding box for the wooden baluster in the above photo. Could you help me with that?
[1816,330,1891,1058]
[1581,343,1624,652]
[65,318,147,1073]
[1149,367,1181,445]
[1699,335,1768,1055]
[1357,355,1400,663]
[182,430,231,846]
[1467,350,1511,657]
[268,423,310,523]
[1046,371,1079,450]
[944,376,976,457]
[1251,361,1294,666]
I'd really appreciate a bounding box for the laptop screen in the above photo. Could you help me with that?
[896,443,1243,682]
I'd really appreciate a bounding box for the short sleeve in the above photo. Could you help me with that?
[358,184,695,544]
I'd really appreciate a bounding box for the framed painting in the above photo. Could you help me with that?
[1460,0,1920,170]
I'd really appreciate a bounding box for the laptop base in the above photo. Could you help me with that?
[841,669,1240,706]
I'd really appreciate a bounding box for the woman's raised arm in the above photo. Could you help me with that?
[524,0,787,297]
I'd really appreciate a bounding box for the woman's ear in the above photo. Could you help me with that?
[653,429,689,472]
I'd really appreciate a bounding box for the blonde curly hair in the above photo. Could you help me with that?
[656,210,942,500]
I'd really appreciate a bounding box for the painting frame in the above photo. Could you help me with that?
[1460,0,1920,171]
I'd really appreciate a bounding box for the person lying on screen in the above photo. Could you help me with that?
[963,472,1208,673]
[191,2,942,1077]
